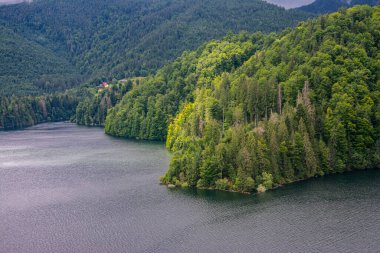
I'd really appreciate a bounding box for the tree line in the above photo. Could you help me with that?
[0,88,91,130]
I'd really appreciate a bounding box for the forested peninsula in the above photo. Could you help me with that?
[0,5,379,194]
[107,6,380,192]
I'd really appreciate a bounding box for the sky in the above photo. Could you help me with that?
[264,0,315,9]
[0,0,30,4]
[0,0,316,9]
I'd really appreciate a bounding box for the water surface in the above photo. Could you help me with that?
[1,123,379,253]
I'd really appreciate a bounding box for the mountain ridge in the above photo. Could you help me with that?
[0,0,312,95]
[297,0,380,14]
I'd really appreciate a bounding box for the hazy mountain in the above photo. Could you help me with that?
[297,0,380,14]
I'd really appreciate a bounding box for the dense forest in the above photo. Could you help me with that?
[76,78,140,126]
[104,6,380,192]
[297,0,380,14]
[161,5,380,192]
[105,32,276,140]
[0,88,91,130]
[0,25,82,96]
[0,0,312,96]
[1,2,379,194]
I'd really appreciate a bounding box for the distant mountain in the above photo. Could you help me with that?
[297,0,380,14]
[0,0,312,95]
[0,25,81,95]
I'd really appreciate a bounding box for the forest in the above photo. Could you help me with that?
[104,32,274,140]
[0,0,311,96]
[297,0,380,14]
[0,88,91,130]
[0,2,379,194]
[0,0,313,130]
[76,78,139,126]
[0,26,82,96]
[105,6,380,192]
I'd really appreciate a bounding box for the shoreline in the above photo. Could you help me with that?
[162,167,379,195]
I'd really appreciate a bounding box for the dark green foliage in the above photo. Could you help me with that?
[0,26,81,96]
[156,6,380,192]
[0,88,91,130]
[297,0,380,14]
[76,79,135,126]
[0,0,312,95]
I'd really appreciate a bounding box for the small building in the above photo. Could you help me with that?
[98,82,109,93]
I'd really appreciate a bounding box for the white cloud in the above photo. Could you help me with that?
[264,0,315,9]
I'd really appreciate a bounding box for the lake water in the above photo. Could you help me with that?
[1,123,379,253]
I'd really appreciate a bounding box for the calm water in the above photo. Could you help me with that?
[0,123,379,253]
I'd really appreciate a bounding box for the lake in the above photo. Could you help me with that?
[1,123,379,253]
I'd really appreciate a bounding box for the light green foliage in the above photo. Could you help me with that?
[159,6,380,192]
[233,175,255,193]
[105,33,267,140]
[215,178,230,191]
[257,184,267,193]
[261,172,274,190]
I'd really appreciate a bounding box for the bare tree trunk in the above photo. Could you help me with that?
[278,83,282,114]
[222,107,225,134]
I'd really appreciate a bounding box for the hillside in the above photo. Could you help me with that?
[105,6,380,192]
[104,32,272,140]
[297,0,380,14]
[0,0,312,95]
[0,25,81,95]
[162,5,380,192]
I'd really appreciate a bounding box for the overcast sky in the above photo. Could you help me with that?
[264,0,315,9]
[0,0,29,4]
[0,0,315,9]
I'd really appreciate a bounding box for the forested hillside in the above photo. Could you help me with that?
[75,78,139,126]
[105,6,379,192]
[0,0,311,95]
[161,5,380,192]
[0,25,81,95]
[297,0,380,14]
[104,32,275,140]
